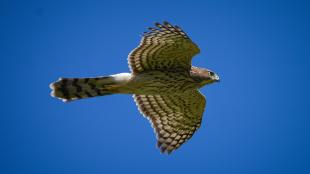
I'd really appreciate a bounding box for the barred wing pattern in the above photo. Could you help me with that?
[128,21,200,74]
[133,90,206,154]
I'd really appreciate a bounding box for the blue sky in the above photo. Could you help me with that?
[1,0,310,174]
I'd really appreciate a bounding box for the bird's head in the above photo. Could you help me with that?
[190,66,220,87]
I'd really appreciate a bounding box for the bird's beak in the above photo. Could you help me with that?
[214,74,220,82]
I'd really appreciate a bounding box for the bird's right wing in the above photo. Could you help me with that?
[128,21,200,74]
[133,90,206,154]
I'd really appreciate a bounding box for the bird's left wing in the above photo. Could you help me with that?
[128,21,200,74]
[133,90,206,154]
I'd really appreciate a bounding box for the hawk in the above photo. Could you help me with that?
[50,21,220,154]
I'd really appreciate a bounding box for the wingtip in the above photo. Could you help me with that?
[158,146,174,155]
[154,22,161,27]
[156,22,171,29]
[163,21,170,25]
[150,26,159,31]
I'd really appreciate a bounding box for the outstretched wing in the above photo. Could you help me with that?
[133,90,206,154]
[128,21,200,74]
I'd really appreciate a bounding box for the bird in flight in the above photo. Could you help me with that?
[50,21,220,154]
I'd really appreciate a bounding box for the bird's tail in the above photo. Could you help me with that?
[50,76,119,102]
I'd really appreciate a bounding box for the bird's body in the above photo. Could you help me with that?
[50,21,220,154]
[115,70,203,95]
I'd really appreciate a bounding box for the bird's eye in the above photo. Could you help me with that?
[209,72,215,76]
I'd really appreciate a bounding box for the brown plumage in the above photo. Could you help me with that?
[50,21,220,154]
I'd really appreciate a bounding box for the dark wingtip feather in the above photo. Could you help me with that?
[157,141,163,148]
[148,27,157,31]
[163,21,170,26]
[174,25,181,30]
[154,22,161,27]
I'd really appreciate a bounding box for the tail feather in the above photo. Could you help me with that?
[50,76,116,102]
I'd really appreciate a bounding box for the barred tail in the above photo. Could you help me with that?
[50,76,118,102]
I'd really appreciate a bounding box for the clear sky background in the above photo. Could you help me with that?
[1,0,310,174]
